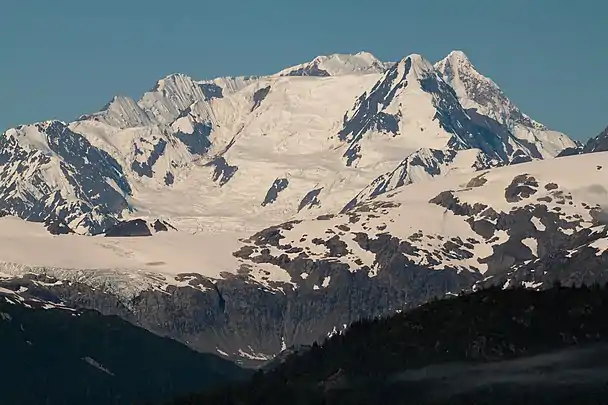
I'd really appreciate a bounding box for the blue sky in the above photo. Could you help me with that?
[1,0,606,140]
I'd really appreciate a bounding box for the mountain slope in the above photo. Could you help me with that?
[435,50,576,158]
[582,125,608,153]
[334,52,574,207]
[0,121,132,234]
[0,291,247,405]
[2,151,606,367]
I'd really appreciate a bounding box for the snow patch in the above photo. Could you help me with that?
[521,237,538,257]
[590,237,608,256]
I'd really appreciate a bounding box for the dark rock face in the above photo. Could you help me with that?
[252,86,271,111]
[504,174,539,203]
[199,83,224,100]
[131,137,167,178]
[206,156,238,186]
[346,149,459,209]
[557,126,608,158]
[298,188,323,211]
[103,218,175,236]
[556,146,582,157]
[164,171,175,185]
[467,173,488,188]
[262,178,289,206]
[284,65,330,77]
[480,226,608,289]
[509,150,534,164]
[583,126,608,154]
[105,219,152,237]
[44,217,74,235]
[153,219,176,232]
[175,122,212,155]
[429,185,589,277]
[338,59,409,166]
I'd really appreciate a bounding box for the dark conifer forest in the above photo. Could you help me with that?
[167,284,608,405]
[0,302,249,405]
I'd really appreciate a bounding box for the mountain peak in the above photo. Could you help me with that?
[403,53,431,67]
[355,50,376,58]
[393,53,434,80]
[276,52,388,77]
[151,73,196,92]
[80,95,152,128]
[435,50,483,86]
[435,51,576,158]
[445,50,472,64]
[34,120,67,131]
[582,125,608,154]
[403,53,425,64]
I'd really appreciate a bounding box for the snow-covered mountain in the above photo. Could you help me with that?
[0,49,591,366]
[435,51,576,158]
[0,51,575,236]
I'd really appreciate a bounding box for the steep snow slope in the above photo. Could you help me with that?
[71,74,384,232]
[435,51,576,158]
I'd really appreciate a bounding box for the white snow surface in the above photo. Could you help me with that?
[275,51,389,76]
[0,216,247,298]
[0,50,588,300]
[1,152,607,300]
[590,237,608,256]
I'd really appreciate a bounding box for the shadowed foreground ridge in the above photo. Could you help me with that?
[169,284,608,405]
[0,302,249,405]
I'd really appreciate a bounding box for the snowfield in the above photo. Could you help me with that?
[2,151,608,300]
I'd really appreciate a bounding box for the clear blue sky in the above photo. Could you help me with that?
[1,0,606,140]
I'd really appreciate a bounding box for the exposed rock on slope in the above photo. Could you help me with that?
[2,152,607,367]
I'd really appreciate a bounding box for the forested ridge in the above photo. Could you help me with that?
[169,284,608,405]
